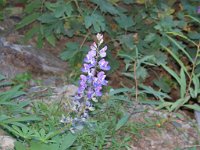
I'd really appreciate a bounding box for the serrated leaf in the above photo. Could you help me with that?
[16,13,40,29]
[115,14,135,29]
[115,113,130,130]
[136,67,148,80]
[24,0,42,14]
[144,33,156,43]
[84,13,105,32]
[24,26,40,42]
[118,34,135,50]
[60,42,79,61]
[54,3,73,18]
[153,77,171,93]
[91,0,120,15]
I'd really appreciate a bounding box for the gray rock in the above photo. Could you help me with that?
[0,37,68,78]
[0,136,15,150]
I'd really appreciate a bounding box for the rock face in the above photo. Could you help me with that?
[0,37,68,78]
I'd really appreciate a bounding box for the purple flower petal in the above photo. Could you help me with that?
[90,42,97,51]
[98,59,111,71]
[99,46,107,57]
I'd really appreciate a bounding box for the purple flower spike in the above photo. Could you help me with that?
[98,59,111,71]
[99,46,107,58]
[61,33,110,132]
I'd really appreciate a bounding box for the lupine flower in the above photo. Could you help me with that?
[61,33,110,132]
[99,46,107,58]
[98,59,111,71]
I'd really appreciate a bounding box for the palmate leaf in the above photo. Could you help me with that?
[24,0,42,14]
[118,34,135,50]
[54,3,73,18]
[84,13,106,32]
[60,42,79,61]
[91,0,120,15]
[114,14,135,30]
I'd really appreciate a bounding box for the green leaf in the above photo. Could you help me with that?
[0,85,26,102]
[161,45,190,77]
[153,77,171,93]
[118,34,135,50]
[109,88,135,96]
[15,141,26,150]
[166,33,197,55]
[54,3,73,18]
[91,0,120,15]
[115,113,130,130]
[38,13,57,23]
[139,84,171,99]
[184,104,200,111]
[2,115,41,124]
[16,13,40,29]
[84,13,105,32]
[59,133,77,150]
[60,42,79,61]
[24,26,40,42]
[170,96,190,111]
[115,14,135,29]
[185,15,200,24]
[46,34,56,46]
[24,0,42,14]
[180,68,186,98]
